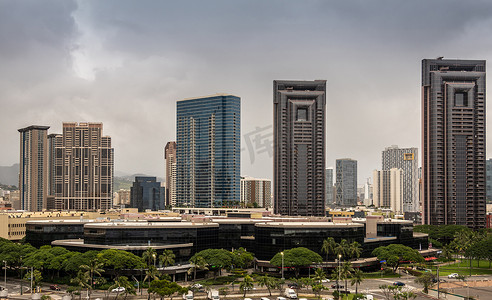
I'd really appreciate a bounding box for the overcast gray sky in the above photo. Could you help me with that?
[1,0,492,184]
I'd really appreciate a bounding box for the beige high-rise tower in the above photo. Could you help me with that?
[165,141,177,207]
[52,122,113,210]
[18,125,50,211]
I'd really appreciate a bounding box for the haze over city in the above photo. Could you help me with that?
[2,0,492,183]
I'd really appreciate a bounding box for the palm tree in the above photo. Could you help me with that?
[313,268,326,284]
[350,269,364,294]
[188,255,208,281]
[321,237,337,261]
[142,247,157,267]
[144,265,159,296]
[80,258,104,298]
[340,261,354,294]
[349,241,362,260]
[335,239,350,259]
[240,275,254,297]
[159,250,176,267]
[109,276,136,300]
[257,275,274,296]
[71,270,89,300]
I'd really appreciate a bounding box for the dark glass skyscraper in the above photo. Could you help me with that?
[273,80,326,216]
[422,58,486,229]
[18,125,50,211]
[130,177,165,212]
[176,94,240,208]
[335,158,357,207]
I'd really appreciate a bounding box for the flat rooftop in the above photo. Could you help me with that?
[256,222,364,228]
[85,221,218,229]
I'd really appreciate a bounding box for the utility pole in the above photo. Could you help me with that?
[3,261,6,289]
[30,267,33,294]
[437,265,440,299]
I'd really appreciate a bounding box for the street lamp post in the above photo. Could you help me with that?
[281,252,284,280]
[3,260,6,289]
[337,254,341,294]
[437,266,440,299]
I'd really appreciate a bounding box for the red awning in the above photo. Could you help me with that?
[425,257,438,261]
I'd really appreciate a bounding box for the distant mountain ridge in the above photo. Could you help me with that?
[113,174,165,191]
[0,164,163,191]
[0,164,19,186]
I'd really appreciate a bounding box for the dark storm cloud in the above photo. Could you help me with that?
[1,0,492,183]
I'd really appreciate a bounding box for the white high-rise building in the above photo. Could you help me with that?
[363,178,373,207]
[373,168,403,213]
[382,145,418,212]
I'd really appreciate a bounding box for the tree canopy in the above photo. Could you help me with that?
[270,247,322,277]
[372,244,424,272]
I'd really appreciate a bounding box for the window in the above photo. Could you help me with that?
[297,108,308,121]
[455,92,468,107]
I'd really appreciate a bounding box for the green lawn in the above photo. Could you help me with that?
[425,260,492,276]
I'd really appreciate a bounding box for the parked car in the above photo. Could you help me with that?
[50,285,61,291]
[284,288,297,299]
[448,273,459,279]
[287,283,299,289]
[393,281,405,287]
[276,298,287,300]
[191,283,203,290]
[207,289,219,300]
[112,287,125,293]
[331,283,344,289]
[183,291,194,300]
[261,298,271,300]
[321,279,330,283]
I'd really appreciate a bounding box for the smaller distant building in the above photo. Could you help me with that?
[113,189,131,207]
[240,177,271,208]
[373,168,403,214]
[325,168,334,207]
[335,159,358,207]
[487,213,492,229]
[130,177,165,212]
[363,179,373,207]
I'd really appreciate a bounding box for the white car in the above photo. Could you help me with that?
[276,298,287,300]
[191,283,203,289]
[448,273,459,279]
[261,298,270,300]
[111,287,125,293]
[321,279,330,283]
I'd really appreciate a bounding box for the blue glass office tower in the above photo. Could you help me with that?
[130,177,165,212]
[176,94,240,208]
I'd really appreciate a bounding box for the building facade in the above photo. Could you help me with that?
[363,178,373,207]
[130,177,165,212]
[18,125,50,211]
[176,94,240,208]
[335,159,357,207]
[373,168,403,213]
[486,159,492,203]
[382,145,419,212]
[113,189,131,207]
[240,176,271,208]
[274,80,326,216]
[165,141,177,207]
[51,122,114,210]
[422,58,486,229]
[325,168,334,207]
